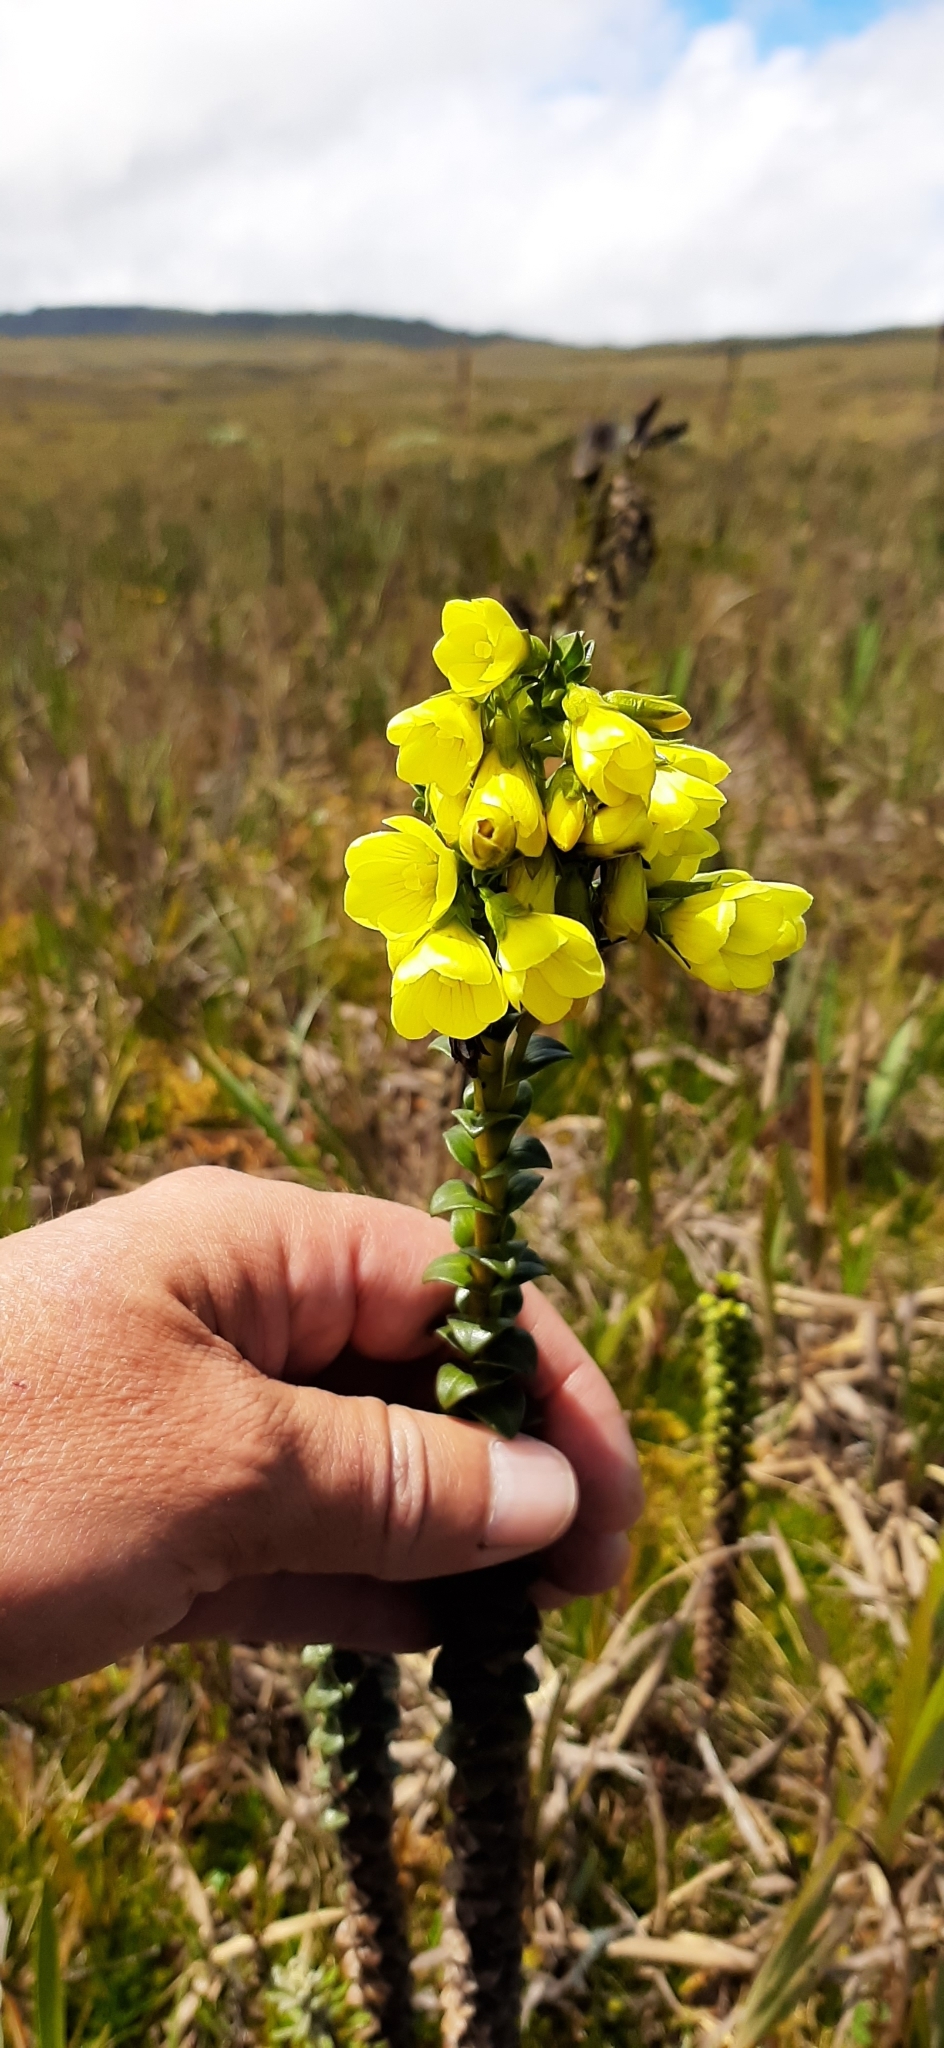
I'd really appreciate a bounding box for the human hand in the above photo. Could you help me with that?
[0,1167,641,1697]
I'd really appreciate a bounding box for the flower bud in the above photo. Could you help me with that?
[459,749,547,870]
[546,766,587,851]
[601,854,648,940]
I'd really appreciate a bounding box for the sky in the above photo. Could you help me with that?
[0,0,941,346]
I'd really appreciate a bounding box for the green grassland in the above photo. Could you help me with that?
[1,325,944,2047]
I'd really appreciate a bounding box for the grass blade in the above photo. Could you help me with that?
[34,1885,65,2048]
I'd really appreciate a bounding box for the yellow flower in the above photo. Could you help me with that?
[564,686,656,806]
[661,872,812,992]
[344,817,457,938]
[387,692,484,795]
[658,741,729,785]
[579,793,650,857]
[488,903,605,1024]
[390,922,507,1039]
[601,855,648,941]
[645,827,719,886]
[646,764,726,840]
[506,849,558,912]
[429,783,467,845]
[545,766,588,852]
[459,750,547,868]
[432,597,530,700]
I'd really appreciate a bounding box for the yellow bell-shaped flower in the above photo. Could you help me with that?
[564,686,656,806]
[647,760,727,840]
[390,922,508,1039]
[662,872,812,992]
[432,598,530,701]
[645,827,719,886]
[545,765,588,852]
[601,854,648,941]
[387,692,484,795]
[488,903,605,1024]
[658,741,729,786]
[343,817,458,938]
[459,750,547,868]
[579,792,650,857]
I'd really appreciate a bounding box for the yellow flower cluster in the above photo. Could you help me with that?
[344,599,811,1038]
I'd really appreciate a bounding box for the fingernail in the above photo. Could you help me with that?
[485,1436,578,1552]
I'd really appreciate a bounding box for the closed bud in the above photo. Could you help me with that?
[601,855,648,941]
[554,867,593,930]
[546,765,587,852]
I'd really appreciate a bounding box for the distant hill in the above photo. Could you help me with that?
[0,306,936,355]
[0,306,510,349]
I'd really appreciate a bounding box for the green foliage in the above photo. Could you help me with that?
[34,1884,66,2048]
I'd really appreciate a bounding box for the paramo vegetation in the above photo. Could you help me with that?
[0,327,943,2046]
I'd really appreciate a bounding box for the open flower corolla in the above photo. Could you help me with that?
[488,903,605,1024]
[390,922,507,1039]
[387,692,483,795]
[661,872,812,992]
[433,598,530,700]
[344,817,458,939]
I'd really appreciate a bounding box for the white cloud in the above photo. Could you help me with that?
[0,0,941,342]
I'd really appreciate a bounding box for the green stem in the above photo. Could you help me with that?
[433,1014,543,2048]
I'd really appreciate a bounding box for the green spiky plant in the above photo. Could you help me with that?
[301,1646,413,2048]
[694,1276,762,1703]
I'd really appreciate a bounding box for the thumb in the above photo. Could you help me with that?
[232,1383,579,1584]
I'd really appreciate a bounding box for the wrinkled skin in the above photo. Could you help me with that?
[0,1168,641,1698]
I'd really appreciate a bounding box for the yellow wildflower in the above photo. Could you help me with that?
[387,692,484,795]
[564,686,656,806]
[488,903,605,1024]
[601,855,648,941]
[391,922,507,1039]
[658,741,729,785]
[459,750,547,868]
[343,817,457,939]
[647,762,726,841]
[645,827,719,886]
[432,597,530,700]
[545,765,588,852]
[579,793,650,857]
[661,872,812,992]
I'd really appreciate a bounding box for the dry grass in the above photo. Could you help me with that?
[1,324,943,2046]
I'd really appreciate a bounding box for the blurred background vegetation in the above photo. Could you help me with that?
[1,324,943,2047]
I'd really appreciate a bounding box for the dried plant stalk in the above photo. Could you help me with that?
[332,1651,414,2048]
[433,1561,538,2048]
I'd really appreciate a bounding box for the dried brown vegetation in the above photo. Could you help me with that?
[0,325,943,2045]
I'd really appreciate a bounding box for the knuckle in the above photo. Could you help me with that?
[380,1404,432,1573]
